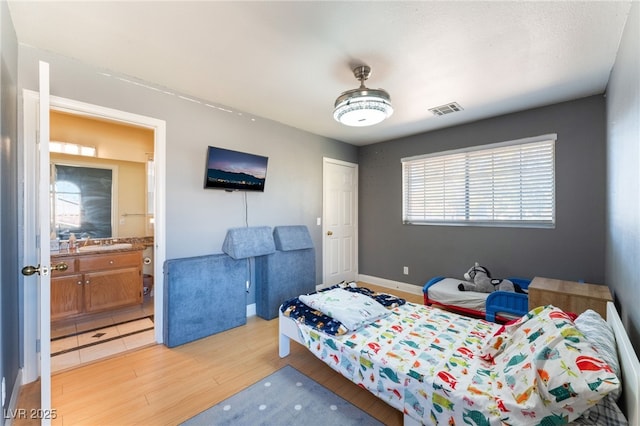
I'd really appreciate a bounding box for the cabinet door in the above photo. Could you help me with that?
[51,273,84,321]
[79,251,141,271]
[84,267,142,313]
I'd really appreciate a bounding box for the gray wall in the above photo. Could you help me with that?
[17,46,357,304]
[606,2,639,354]
[359,96,606,288]
[0,0,20,422]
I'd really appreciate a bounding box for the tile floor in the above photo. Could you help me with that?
[51,296,155,373]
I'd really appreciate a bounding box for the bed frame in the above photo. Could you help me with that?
[279,301,639,426]
[607,302,639,426]
[423,276,531,323]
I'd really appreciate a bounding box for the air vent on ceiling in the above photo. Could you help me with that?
[429,102,463,116]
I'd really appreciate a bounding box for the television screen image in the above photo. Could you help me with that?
[204,146,268,192]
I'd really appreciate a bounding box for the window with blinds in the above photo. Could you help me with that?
[402,134,556,228]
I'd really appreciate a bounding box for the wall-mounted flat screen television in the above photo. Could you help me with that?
[204,146,268,192]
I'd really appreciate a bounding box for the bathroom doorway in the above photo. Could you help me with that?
[48,112,157,371]
[22,92,166,377]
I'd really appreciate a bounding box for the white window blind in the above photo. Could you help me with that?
[402,134,556,228]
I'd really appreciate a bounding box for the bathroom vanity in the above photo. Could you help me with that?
[51,245,144,322]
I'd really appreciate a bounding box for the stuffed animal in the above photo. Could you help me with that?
[458,262,526,293]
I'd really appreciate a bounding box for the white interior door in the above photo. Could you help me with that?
[21,60,53,424]
[37,61,53,425]
[322,158,358,285]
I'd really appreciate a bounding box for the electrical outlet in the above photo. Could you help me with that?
[403,266,409,275]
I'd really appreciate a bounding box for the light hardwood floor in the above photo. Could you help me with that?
[15,284,423,426]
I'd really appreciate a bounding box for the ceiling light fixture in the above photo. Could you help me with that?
[333,65,393,127]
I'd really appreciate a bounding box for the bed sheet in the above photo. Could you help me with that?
[426,277,488,311]
[297,302,505,424]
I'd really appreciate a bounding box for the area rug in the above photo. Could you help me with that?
[181,365,385,426]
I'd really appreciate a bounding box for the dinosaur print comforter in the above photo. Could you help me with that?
[295,302,620,425]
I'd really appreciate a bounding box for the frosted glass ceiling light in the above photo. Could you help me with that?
[333,65,393,127]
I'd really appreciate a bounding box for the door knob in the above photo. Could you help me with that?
[327,231,333,236]
[52,262,69,272]
[21,265,41,276]
[21,262,68,276]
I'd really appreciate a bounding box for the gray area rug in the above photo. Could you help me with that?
[181,365,385,426]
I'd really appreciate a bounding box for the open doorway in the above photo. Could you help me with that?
[48,111,156,372]
[21,93,166,379]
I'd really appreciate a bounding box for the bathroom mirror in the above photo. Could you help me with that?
[51,162,117,240]
[50,109,153,242]
[50,152,150,241]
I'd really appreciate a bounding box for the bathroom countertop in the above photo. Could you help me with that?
[51,243,145,259]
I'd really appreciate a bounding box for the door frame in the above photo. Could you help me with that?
[322,157,358,285]
[22,91,167,382]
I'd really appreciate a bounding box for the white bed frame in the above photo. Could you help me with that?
[279,301,639,426]
[607,302,639,426]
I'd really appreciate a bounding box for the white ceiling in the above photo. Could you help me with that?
[7,1,632,146]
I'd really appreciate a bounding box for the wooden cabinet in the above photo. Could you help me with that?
[51,250,143,322]
[51,273,84,321]
[84,267,142,313]
[50,255,82,322]
[528,276,613,318]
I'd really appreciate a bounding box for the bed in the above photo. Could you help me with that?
[423,276,531,323]
[279,286,639,426]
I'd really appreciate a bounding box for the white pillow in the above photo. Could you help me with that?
[575,309,620,377]
[575,309,622,401]
[299,288,390,330]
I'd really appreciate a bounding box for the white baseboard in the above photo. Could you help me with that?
[246,303,256,317]
[245,276,421,318]
[357,274,423,296]
[315,283,334,291]
[314,276,423,296]
[4,369,23,426]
